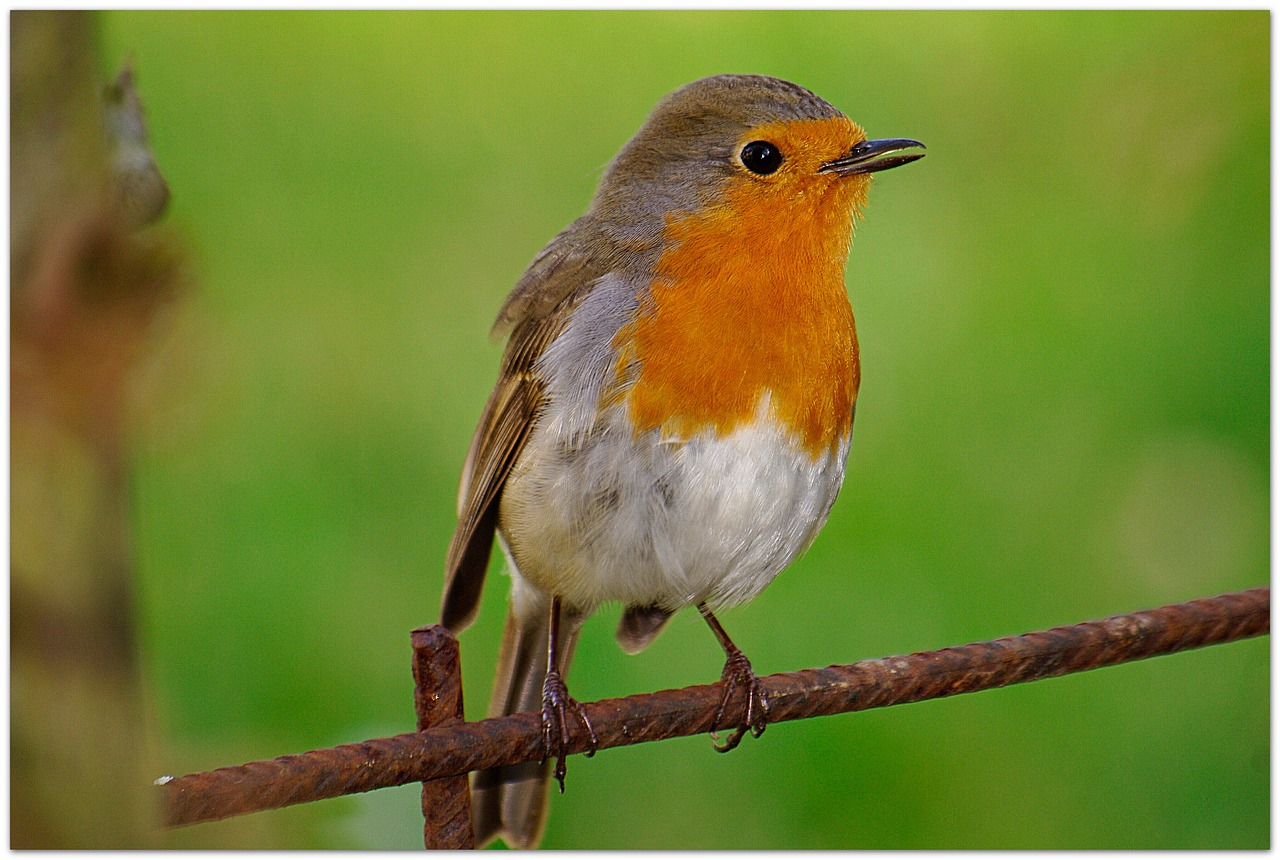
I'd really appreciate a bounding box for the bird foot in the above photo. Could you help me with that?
[710,647,770,753]
[540,667,598,792]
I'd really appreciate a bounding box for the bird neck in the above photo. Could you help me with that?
[613,183,861,459]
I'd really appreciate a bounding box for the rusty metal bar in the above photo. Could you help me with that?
[159,587,1268,828]
[411,626,474,849]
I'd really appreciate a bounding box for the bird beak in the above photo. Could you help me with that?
[821,138,926,176]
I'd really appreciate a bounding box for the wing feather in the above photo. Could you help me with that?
[440,223,611,632]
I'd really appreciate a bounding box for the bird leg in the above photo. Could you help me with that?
[541,595,598,792]
[697,602,769,753]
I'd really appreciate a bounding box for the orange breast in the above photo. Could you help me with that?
[613,117,866,459]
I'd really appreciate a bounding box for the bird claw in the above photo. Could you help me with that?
[709,647,770,753]
[540,667,598,793]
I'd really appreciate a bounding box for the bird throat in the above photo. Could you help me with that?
[613,166,862,459]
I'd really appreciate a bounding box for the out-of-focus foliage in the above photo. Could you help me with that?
[97,11,1267,849]
[12,11,180,847]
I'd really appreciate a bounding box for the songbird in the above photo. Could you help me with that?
[441,73,924,848]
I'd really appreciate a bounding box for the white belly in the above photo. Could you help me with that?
[498,395,850,613]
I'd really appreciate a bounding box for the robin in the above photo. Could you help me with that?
[441,73,923,848]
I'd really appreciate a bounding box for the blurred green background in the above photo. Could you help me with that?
[96,10,1267,850]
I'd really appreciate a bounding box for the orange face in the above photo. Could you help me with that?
[613,116,867,459]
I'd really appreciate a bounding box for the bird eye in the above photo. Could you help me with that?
[739,140,783,175]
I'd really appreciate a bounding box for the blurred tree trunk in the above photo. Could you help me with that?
[11,10,179,847]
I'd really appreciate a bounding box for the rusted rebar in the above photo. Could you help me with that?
[411,626,473,849]
[159,587,1268,828]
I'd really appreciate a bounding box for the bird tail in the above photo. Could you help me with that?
[471,600,583,849]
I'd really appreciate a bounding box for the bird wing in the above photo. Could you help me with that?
[440,222,610,632]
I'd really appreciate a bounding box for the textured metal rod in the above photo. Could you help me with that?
[411,626,474,849]
[159,587,1268,828]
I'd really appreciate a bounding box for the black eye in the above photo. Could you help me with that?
[740,140,783,175]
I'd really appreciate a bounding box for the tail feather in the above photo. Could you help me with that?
[472,601,583,849]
